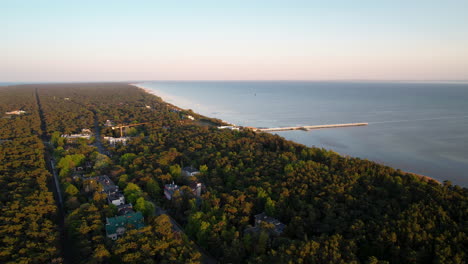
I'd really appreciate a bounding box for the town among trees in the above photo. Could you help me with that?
[0,83,466,263]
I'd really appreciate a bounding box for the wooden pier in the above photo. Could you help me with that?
[256,122,368,132]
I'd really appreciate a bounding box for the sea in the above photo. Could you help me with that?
[138,81,468,187]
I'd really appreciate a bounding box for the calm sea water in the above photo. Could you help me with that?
[142,81,468,186]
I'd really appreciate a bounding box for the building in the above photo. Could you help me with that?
[108,192,125,206]
[117,204,134,216]
[81,128,92,135]
[85,175,119,194]
[105,120,114,127]
[254,212,286,235]
[182,166,200,177]
[5,110,26,115]
[189,181,203,197]
[61,133,92,141]
[217,126,240,131]
[187,115,195,120]
[104,136,130,146]
[105,211,145,240]
[164,183,180,200]
[96,175,118,194]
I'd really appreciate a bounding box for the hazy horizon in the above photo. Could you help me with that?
[2,1,468,82]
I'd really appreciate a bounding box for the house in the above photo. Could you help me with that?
[5,110,26,115]
[217,126,240,131]
[181,166,200,177]
[253,212,286,235]
[81,128,92,135]
[96,175,119,194]
[164,183,180,200]
[85,175,118,194]
[108,192,125,206]
[105,211,145,240]
[187,115,195,120]
[104,137,130,146]
[189,181,203,197]
[105,120,114,127]
[117,204,134,216]
[61,133,92,141]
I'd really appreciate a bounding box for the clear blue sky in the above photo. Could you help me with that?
[1,0,467,81]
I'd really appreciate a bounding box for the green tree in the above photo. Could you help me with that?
[65,184,79,197]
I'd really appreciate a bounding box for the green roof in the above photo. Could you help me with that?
[106,211,145,236]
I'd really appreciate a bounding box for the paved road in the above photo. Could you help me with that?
[50,159,64,208]
[92,111,106,155]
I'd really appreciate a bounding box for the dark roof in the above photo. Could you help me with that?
[108,192,124,201]
[87,175,118,193]
[254,212,286,234]
[117,204,134,215]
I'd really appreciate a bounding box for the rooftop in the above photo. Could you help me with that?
[106,211,145,236]
[182,166,199,173]
[254,212,286,234]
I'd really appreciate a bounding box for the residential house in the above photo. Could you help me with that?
[189,181,203,198]
[254,212,286,235]
[61,133,92,141]
[84,175,118,194]
[108,192,125,206]
[105,120,114,127]
[181,166,200,177]
[105,211,145,240]
[217,126,240,131]
[104,136,130,146]
[81,128,92,135]
[164,183,180,200]
[5,110,26,115]
[117,204,134,216]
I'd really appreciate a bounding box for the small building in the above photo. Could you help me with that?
[105,211,145,240]
[164,183,180,200]
[181,166,200,177]
[189,181,203,197]
[254,212,286,235]
[108,192,125,206]
[85,175,118,194]
[5,110,26,115]
[187,115,195,120]
[61,134,92,141]
[97,175,118,194]
[117,204,134,216]
[104,137,130,146]
[81,128,92,135]
[218,126,240,131]
[105,120,114,127]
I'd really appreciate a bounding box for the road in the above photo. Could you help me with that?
[50,159,63,208]
[35,88,71,263]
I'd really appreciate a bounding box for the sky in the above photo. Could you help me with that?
[1,0,468,82]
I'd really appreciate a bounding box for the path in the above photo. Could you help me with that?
[35,88,71,264]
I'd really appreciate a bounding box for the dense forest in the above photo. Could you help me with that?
[0,87,61,263]
[0,83,466,264]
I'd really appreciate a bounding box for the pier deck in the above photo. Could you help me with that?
[256,122,368,132]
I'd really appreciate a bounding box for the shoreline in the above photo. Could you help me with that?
[131,83,441,185]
